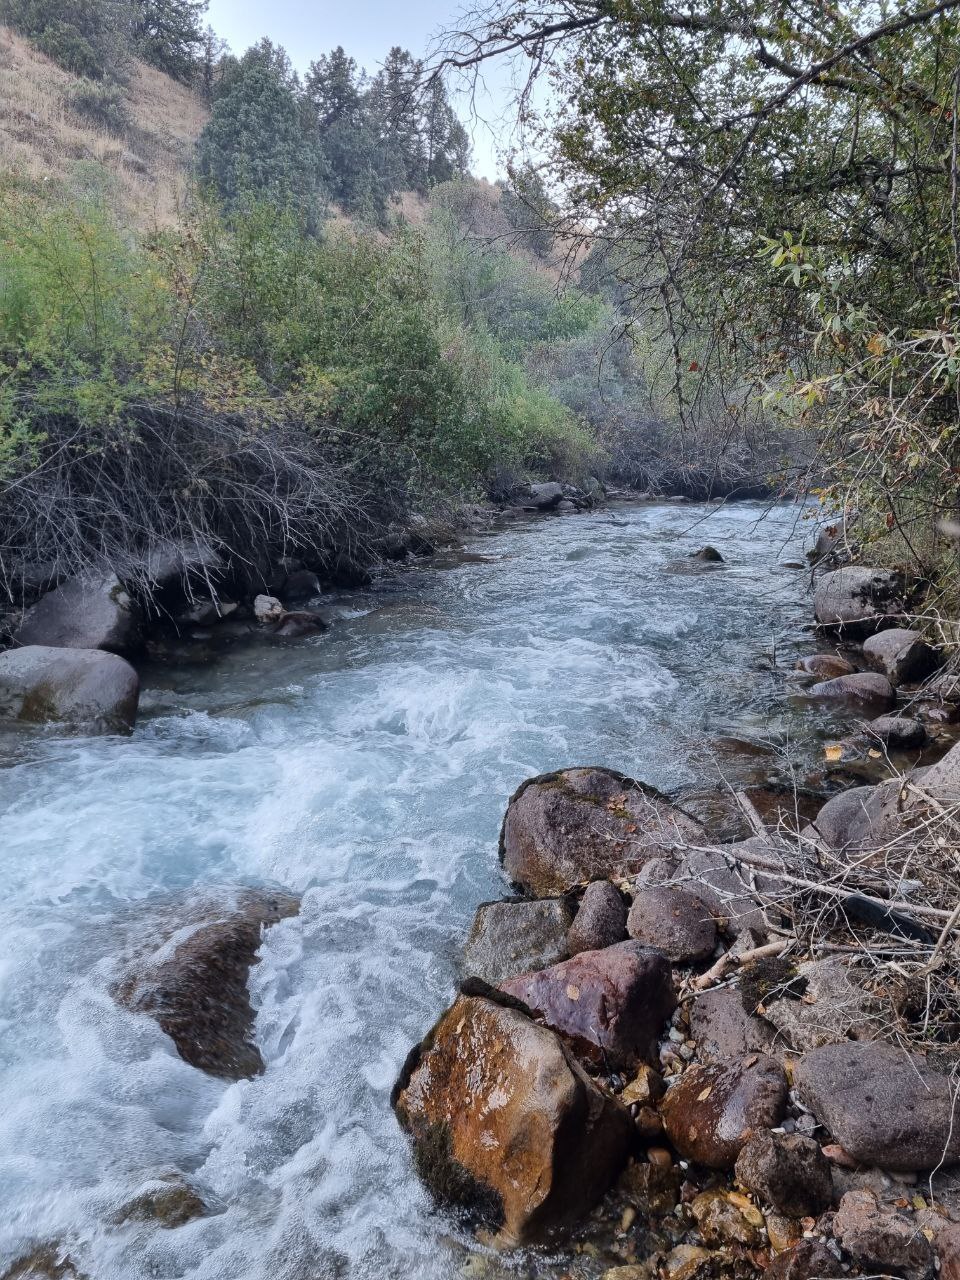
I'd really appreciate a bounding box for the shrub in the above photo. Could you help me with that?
[65,80,130,134]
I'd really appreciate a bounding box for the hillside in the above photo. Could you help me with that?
[0,25,207,225]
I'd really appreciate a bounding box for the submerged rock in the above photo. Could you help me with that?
[110,1171,207,1228]
[567,880,628,955]
[271,609,327,639]
[813,566,906,636]
[863,627,938,686]
[793,1042,960,1171]
[500,767,704,896]
[500,941,676,1071]
[626,886,718,964]
[660,1056,789,1169]
[114,888,300,1079]
[0,1248,82,1279]
[0,645,140,734]
[807,671,896,710]
[795,653,855,680]
[690,546,724,563]
[462,898,571,985]
[14,574,141,654]
[392,992,632,1245]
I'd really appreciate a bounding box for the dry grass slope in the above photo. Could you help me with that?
[0,25,207,226]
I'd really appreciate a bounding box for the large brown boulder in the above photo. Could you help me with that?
[500,767,704,896]
[807,671,896,710]
[813,566,906,637]
[660,1056,789,1169]
[626,886,718,963]
[0,645,140,734]
[15,574,141,654]
[392,992,632,1245]
[568,880,628,955]
[793,1042,960,1171]
[114,889,300,1079]
[500,941,675,1070]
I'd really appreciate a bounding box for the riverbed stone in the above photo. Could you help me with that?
[0,645,140,734]
[863,628,938,686]
[734,1130,833,1217]
[392,992,632,1244]
[793,1042,960,1170]
[567,880,628,955]
[813,566,906,636]
[660,1055,789,1169]
[114,888,300,1080]
[500,767,705,896]
[110,1172,207,1227]
[15,574,141,654]
[527,482,564,510]
[691,546,724,563]
[795,653,856,680]
[808,784,885,850]
[862,714,927,750]
[253,594,284,623]
[807,671,896,710]
[499,941,676,1070]
[689,986,775,1062]
[833,1189,935,1280]
[0,1248,83,1279]
[765,1240,842,1280]
[463,898,572,984]
[761,959,887,1052]
[272,609,328,639]
[626,886,718,963]
[690,1188,763,1247]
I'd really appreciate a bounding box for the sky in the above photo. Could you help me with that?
[204,0,519,180]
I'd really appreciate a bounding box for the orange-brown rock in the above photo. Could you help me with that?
[660,1056,788,1169]
[500,767,705,896]
[392,992,632,1245]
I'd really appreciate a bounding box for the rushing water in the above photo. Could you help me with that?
[0,501,827,1280]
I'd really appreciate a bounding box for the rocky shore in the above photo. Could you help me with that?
[392,550,960,1279]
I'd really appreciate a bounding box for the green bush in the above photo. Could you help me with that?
[66,80,130,134]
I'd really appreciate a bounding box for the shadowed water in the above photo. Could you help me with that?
[0,501,823,1279]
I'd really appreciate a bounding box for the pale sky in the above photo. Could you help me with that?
[204,0,518,179]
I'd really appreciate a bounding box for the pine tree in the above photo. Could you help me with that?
[130,0,207,83]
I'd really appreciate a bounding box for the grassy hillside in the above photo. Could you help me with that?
[0,25,207,225]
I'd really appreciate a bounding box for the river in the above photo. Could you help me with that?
[0,500,825,1279]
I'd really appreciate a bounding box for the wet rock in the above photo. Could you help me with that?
[111,1172,207,1227]
[660,1055,789,1169]
[863,627,938,686]
[618,1157,682,1215]
[793,1042,960,1170]
[500,941,676,1071]
[621,1063,665,1107]
[114,888,300,1080]
[690,1189,763,1247]
[272,609,327,639]
[761,959,886,1052]
[919,1213,960,1280]
[764,1211,803,1253]
[807,671,896,710]
[0,645,140,735]
[734,1130,833,1218]
[795,653,856,680]
[392,992,632,1245]
[462,898,571,985]
[280,569,321,602]
[862,714,927,750]
[689,986,775,1062]
[0,1248,82,1279]
[691,546,724,563]
[765,1240,842,1280]
[527,482,564,510]
[833,1189,935,1279]
[662,1244,718,1280]
[568,880,628,955]
[626,886,717,964]
[15,575,141,654]
[813,566,906,636]
[500,767,704,896]
[253,594,284,623]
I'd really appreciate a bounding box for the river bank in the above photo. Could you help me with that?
[1,499,952,1280]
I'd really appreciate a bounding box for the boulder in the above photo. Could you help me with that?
[463,898,572,985]
[499,941,676,1071]
[761,959,887,1053]
[809,784,885,850]
[392,993,632,1245]
[793,1042,960,1170]
[0,645,140,734]
[912,738,960,803]
[272,609,327,639]
[690,546,724,563]
[689,986,775,1062]
[862,715,927,750]
[807,671,896,710]
[280,569,321,602]
[110,1172,207,1227]
[795,654,856,680]
[765,1241,842,1280]
[626,886,718,964]
[500,767,704,896]
[527,482,564,510]
[253,594,284,624]
[813,566,906,636]
[0,1248,82,1279]
[660,1055,789,1169]
[863,628,938,686]
[15,575,141,654]
[567,880,628,955]
[114,888,300,1080]
[734,1130,833,1218]
[833,1189,935,1280]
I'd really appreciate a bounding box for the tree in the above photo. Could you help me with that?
[370,47,428,193]
[130,0,207,82]
[197,39,325,216]
[305,48,392,219]
[0,0,129,78]
[422,77,470,186]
